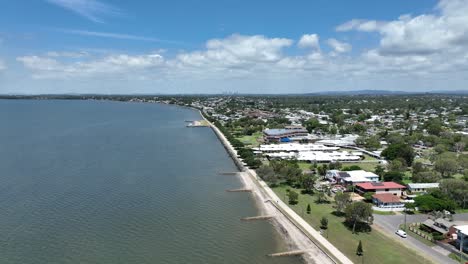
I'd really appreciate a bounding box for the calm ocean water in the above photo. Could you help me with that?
[0,100,300,264]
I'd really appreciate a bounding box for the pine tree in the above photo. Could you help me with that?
[356,240,363,256]
[306,204,311,214]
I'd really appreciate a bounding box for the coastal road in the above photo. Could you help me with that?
[373,213,468,264]
[204,113,353,264]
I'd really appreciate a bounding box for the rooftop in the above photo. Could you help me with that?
[357,182,406,190]
[407,183,440,189]
[263,128,307,136]
[455,225,468,236]
[372,193,401,203]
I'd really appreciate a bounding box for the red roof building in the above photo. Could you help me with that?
[372,193,404,208]
[355,182,406,196]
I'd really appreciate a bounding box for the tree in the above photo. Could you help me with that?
[356,240,363,256]
[300,174,317,193]
[381,143,415,166]
[425,118,443,136]
[439,179,468,209]
[317,164,328,176]
[305,118,322,133]
[412,161,425,175]
[256,165,278,185]
[334,192,351,213]
[363,192,374,202]
[434,154,459,178]
[383,171,404,183]
[328,161,342,170]
[412,171,441,183]
[345,202,373,233]
[320,216,328,230]
[388,158,407,173]
[458,154,468,170]
[307,203,311,214]
[316,191,327,204]
[374,165,385,180]
[288,190,299,205]
[342,165,362,171]
[414,193,457,212]
[365,136,381,151]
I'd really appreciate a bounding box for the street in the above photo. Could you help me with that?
[373,213,468,264]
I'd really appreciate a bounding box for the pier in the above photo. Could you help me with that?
[226,188,252,192]
[267,250,308,257]
[241,215,274,221]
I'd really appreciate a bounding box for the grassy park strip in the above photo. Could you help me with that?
[273,185,435,264]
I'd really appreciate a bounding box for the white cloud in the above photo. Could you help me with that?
[45,0,119,23]
[46,51,89,58]
[298,34,320,49]
[17,53,164,79]
[61,29,181,44]
[336,19,382,32]
[336,0,468,56]
[327,38,351,53]
[14,5,468,95]
[175,34,293,71]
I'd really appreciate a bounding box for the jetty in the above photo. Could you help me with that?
[267,250,308,257]
[241,215,274,221]
[226,188,252,192]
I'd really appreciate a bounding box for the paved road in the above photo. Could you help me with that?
[373,213,468,264]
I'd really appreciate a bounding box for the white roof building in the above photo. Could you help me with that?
[297,151,361,162]
[407,183,440,192]
[256,143,339,152]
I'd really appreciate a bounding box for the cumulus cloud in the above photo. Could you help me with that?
[336,0,468,56]
[298,34,320,49]
[17,53,164,79]
[15,0,468,95]
[45,0,119,23]
[327,38,351,53]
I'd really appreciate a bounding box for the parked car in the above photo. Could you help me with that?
[395,229,407,238]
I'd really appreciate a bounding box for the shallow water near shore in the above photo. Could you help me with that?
[0,99,301,264]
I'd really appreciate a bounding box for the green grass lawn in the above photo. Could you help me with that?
[298,161,312,171]
[273,185,434,264]
[236,132,262,147]
[449,252,468,263]
[341,162,379,172]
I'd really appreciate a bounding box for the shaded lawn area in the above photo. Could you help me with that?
[272,185,433,264]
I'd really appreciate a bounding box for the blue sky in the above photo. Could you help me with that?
[1,0,467,94]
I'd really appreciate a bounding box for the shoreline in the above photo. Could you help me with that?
[198,109,353,264]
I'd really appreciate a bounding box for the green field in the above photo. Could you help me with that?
[341,162,379,172]
[236,132,262,147]
[272,185,434,264]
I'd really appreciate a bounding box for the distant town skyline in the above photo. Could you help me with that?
[1,0,468,94]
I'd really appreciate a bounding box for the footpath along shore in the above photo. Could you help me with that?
[200,110,353,264]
